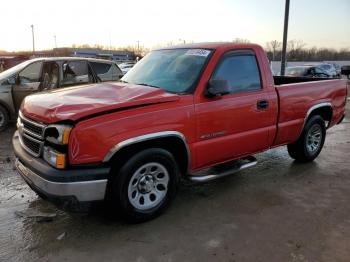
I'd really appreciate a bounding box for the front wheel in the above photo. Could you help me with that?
[287,115,326,162]
[109,148,179,222]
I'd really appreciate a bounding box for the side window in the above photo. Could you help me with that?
[91,62,111,75]
[18,62,42,84]
[90,62,112,81]
[110,64,123,79]
[211,53,261,94]
[41,62,59,90]
[62,61,90,86]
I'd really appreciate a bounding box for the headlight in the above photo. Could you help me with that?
[45,125,72,145]
[43,146,66,169]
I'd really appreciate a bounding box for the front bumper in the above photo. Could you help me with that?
[13,131,110,203]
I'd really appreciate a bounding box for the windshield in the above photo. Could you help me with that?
[0,60,33,80]
[121,48,212,94]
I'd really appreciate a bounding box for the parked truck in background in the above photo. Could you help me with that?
[12,43,347,222]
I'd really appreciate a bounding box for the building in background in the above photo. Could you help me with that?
[0,55,30,70]
[53,48,136,63]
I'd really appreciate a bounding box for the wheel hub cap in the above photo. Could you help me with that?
[138,175,155,193]
[306,124,322,154]
[128,162,169,210]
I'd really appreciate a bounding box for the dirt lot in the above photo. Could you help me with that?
[1,105,350,262]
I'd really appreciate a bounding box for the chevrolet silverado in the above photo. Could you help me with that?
[13,43,347,221]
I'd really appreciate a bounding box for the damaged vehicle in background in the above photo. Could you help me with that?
[285,65,331,78]
[0,57,123,131]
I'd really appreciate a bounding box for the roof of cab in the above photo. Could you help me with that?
[156,42,262,51]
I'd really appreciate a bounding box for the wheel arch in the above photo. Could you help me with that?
[104,131,191,176]
[304,102,333,128]
[0,100,14,121]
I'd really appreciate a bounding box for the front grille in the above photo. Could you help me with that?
[20,133,43,157]
[18,112,46,157]
[19,112,45,139]
[22,121,43,137]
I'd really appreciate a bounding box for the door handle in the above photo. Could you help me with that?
[257,100,269,110]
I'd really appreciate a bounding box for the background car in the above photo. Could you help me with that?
[0,57,123,131]
[318,63,338,78]
[285,65,331,78]
[119,61,136,75]
[331,63,342,76]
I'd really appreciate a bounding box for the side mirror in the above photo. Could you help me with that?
[205,79,230,98]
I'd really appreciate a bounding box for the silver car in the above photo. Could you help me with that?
[0,57,123,131]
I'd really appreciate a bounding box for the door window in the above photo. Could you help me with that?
[62,61,91,86]
[91,62,112,81]
[18,62,42,84]
[110,64,123,79]
[41,62,59,90]
[211,52,261,94]
[90,62,122,81]
[90,62,111,75]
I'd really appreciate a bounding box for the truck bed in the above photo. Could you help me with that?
[273,76,336,85]
[273,78,347,146]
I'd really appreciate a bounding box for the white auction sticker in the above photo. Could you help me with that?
[185,49,210,57]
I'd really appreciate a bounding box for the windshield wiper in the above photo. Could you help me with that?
[119,79,129,83]
[136,83,160,89]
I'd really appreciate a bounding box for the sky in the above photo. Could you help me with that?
[1,0,349,52]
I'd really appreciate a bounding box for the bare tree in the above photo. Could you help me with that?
[287,39,307,60]
[266,40,282,61]
[232,38,250,43]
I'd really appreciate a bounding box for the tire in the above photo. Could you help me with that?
[287,115,326,162]
[108,148,179,222]
[0,105,9,132]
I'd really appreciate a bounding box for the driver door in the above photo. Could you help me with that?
[12,61,43,111]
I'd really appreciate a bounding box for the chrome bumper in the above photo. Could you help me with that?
[15,159,107,202]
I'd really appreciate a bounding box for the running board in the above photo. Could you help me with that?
[187,156,257,183]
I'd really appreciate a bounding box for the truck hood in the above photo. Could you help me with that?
[21,82,180,123]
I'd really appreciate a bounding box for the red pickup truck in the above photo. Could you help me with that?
[13,43,347,221]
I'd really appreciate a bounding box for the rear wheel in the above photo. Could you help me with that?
[109,148,179,222]
[287,115,326,162]
[0,105,9,132]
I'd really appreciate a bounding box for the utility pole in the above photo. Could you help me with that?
[54,35,57,48]
[31,24,35,56]
[137,40,140,54]
[280,0,290,76]
[109,33,112,51]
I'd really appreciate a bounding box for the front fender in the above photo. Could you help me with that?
[68,101,194,165]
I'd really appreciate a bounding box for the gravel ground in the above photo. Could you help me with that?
[0,104,350,262]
